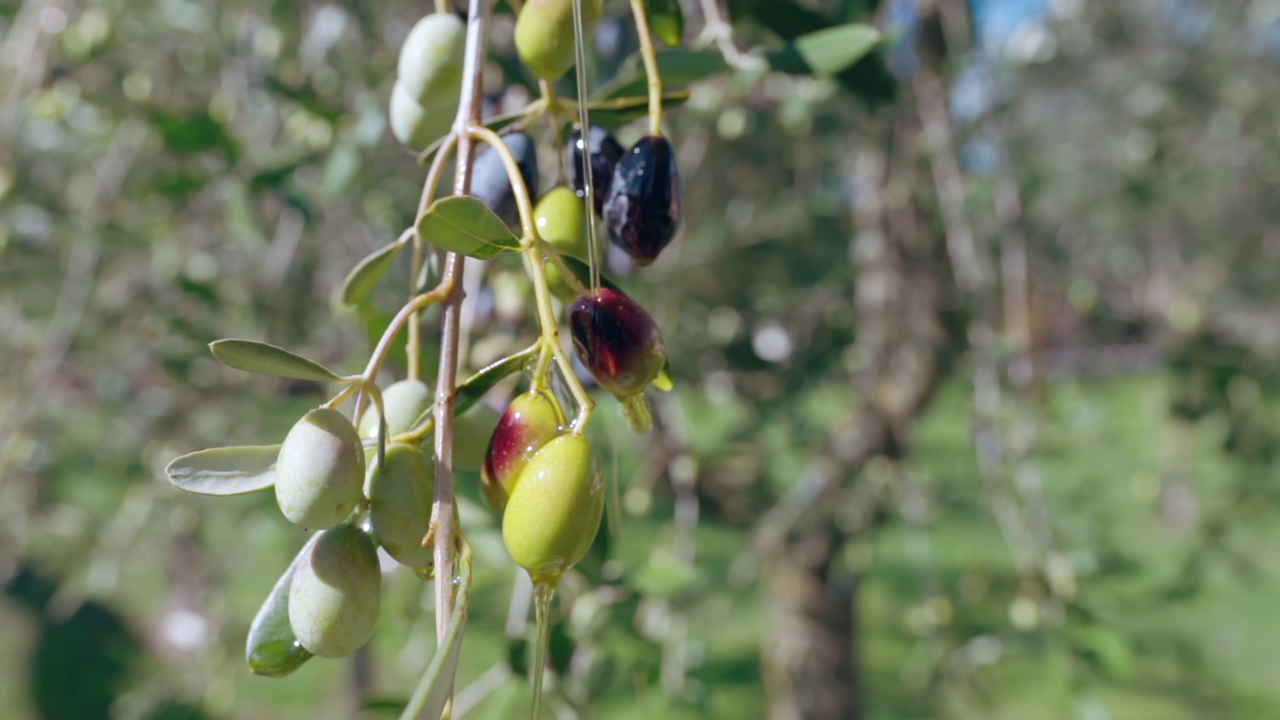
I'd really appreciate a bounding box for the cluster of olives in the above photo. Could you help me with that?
[390,12,465,151]
[480,390,604,584]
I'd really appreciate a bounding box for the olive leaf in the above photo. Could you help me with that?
[340,238,408,306]
[246,534,319,677]
[416,196,521,260]
[580,91,693,129]
[598,50,727,100]
[405,345,539,431]
[209,339,343,382]
[647,0,684,46]
[165,444,281,495]
[398,550,472,720]
[767,24,881,76]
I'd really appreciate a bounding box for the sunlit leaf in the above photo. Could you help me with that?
[417,196,521,260]
[398,550,472,720]
[165,444,281,495]
[209,339,343,382]
[767,24,881,76]
[647,0,684,46]
[340,239,408,306]
[598,50,728,100]
[246,535,318,677]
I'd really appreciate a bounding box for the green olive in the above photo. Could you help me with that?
[453,402,502,472]
[514,0,603,82]
[358,378,433,440]
[276,409,364,529]
[368,443,435,569]
[397,13,466,105]
[288,525,381,658]
[389,82,456,151]
[501,434,603,582]
[481,390,565,514]
[535,186,589,303]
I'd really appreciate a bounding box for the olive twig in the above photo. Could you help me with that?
[466,125,540,240]
[356,286,452,429]
[322,382,361,410]
[628,0,665,133]
[524,245,595,429]
[408,132,460,381]
[531,338,555,391]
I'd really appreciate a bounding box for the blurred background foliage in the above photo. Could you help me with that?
[3,0,1280,718]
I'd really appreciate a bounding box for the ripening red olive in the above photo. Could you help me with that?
[603,134,681,266]
[481,390,565,514]
[570,287,666,431]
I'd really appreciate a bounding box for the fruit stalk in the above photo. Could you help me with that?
[524,246,595,428]
[628,0,665,133]
[433,0,489,661]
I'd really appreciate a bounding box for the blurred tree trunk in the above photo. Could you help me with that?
[761,107,948,718]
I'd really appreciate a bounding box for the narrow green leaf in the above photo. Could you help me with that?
[598,50,728,100]
[340,239,407,306]
[582,91,693,129]
[399,551,473,720]
[165,444,281,495]
[417,196,520,260]
[246,535,319,677]
[560,255,622,294]
[209,339,342,382]
[767,24,881,76]
[404,345,538,431]
[647,0,684,46]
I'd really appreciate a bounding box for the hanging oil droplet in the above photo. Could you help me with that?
[529,579,557,720]
[413,565,435,581]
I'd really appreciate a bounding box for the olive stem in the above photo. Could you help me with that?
[628,0,665,134]
[321,382,360,410]
[408,133,460,381]
[431,0,489,666]
[539,80,572,185]
[356,286,450,427]
[524,246,595,429]
[434,0,449,15]
[536,238,591,297]
[464,125,539,241]
[531,339,554,392]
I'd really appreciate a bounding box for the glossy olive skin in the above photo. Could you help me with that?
[568,126,624,214]
[389,82,456,151]
[570,288,666,398]
[357,378,432,440]
[367,444,435,569]
[275,409,365,529]
[470,131,539,226]
[514,0,603,81]
[397,13,465,106]
[288,526,381,658]
[501,434,603,582]
[535,186,589,301]
[603,134,681,266]
[481,390,565,514]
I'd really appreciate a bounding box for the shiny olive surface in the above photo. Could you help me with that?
[603,134,681,266]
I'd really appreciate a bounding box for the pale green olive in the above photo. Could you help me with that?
[397,13,466,105]
[287,525,381,658]
[389,82,456,151]
[358,378,433,440]
[501,434,603,583]
[367,443,435,569]
[514,0,603,82]
[276,409,364,529]
[535,186,589,302]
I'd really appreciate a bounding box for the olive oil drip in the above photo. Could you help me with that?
[571,0,602,292]
[529,579,556,720]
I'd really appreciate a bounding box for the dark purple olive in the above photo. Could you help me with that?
[470,131,539,227]
[603,134,680,266]
[568,125,624,213]
[570,287,666,431]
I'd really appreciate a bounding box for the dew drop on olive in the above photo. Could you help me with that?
[357,378,433,440]
[396,13,466,106]
[275,408,365,530]
[568,126,624,214]
[367,443,435,569]
[287,525,382,658]
[603,134,681,266]
[514,0,604,82]
[470,131,540,227]
[501,434,603,583]
[482,390,565,514]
